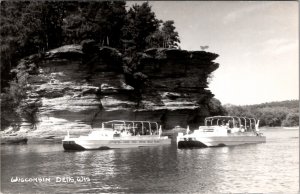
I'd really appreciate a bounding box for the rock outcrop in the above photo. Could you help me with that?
[1,43,221,139]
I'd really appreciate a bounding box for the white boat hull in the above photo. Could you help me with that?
[177,116,267,148]
[63,136,171,150]
[177,135,266,148]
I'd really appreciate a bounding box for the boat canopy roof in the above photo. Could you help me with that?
[205,116,258,130]
[102,120,159,130]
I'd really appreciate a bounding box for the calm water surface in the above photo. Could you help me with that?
[1,128,298,193]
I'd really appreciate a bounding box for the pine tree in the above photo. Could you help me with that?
[146,20,180,49]
[122,2,161,51]
[161,20,180,48]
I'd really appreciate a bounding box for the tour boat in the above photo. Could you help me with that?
[177,116,266,148]
[62,120,171,150]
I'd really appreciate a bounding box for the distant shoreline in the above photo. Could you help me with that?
[260,126,299,130]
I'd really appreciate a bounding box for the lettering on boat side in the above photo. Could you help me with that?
[109,140,161,144]
[11,177,51,183]
[10,176,90,183]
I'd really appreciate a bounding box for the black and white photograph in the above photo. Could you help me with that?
[0,1,298,193]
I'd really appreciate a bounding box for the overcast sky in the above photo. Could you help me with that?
[128,1,299,105]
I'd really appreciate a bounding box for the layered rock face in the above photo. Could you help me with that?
[3,44,219,137]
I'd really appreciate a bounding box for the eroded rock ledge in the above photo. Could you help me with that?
[1,43,223,141]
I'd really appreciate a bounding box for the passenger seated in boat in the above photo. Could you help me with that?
[226,122,230,128]
[130,129,135,136]
[142,127,147,135]
[240,125,245,132]
[222,120,226,126]
[121,129,131,136]
[229,120,233,128]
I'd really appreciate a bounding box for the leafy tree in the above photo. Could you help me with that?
[282,113,299,127]
[1,61,40,130]
[207,98,227,116]
[0,1,28,90]
[146,20,180,49]
[146,20,181,48]
[39,2,65,50]
[62,1,126,48]
[94,1,126,47]
[161,20,180,48]
[1,1,182,98]
[62,2,94,44]
[1,1,66,91]
[224,100,299,127]
[122,2,161,52]
[108,1,126,48]
[17,1,65,54]
[145,30,164,48]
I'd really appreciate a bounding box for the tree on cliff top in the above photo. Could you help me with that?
[146,20,180,49]
[1,1,181,92]
[1,1,65,90]
[122,2,161,52]
[161,20,180,48]
[0,1,24,89]
[62,1,126,49]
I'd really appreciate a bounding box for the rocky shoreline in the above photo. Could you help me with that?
[1,127,186,145]
[1,42,223,143]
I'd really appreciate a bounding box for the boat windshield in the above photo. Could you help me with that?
[102,120,159,136]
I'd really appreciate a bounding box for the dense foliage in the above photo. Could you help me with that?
[0,1,182,130]
[1,1,181,91]
[224,100,299,127]
[1,59,41,130]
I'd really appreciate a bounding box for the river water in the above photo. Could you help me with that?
[1,128,298,193]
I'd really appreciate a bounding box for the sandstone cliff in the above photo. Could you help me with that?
[1,43,222,141]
